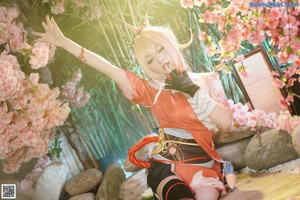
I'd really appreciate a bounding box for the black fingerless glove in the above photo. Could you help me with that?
[165,69,200,97]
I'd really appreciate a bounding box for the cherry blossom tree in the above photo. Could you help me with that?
[180,0,300,133]
[180,0,300,107]
[0,4,71,174]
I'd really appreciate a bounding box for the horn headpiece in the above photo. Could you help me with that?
[125,15,192,49]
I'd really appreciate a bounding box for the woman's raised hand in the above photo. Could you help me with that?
[32,15,65,47]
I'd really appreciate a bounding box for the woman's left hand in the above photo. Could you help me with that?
[165,69,200,97]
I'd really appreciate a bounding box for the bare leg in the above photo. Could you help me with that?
[194,186,220,200]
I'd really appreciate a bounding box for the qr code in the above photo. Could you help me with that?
[1,184,16,199]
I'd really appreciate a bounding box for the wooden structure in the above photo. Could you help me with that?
[220,172,300,200]
[231,46,287,113]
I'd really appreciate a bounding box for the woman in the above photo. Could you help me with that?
[33,15,233,200]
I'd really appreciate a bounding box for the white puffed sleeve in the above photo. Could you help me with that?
[187,88,218,130]
[186,71,228,131]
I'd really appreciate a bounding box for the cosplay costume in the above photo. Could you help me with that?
[120,70,231,199]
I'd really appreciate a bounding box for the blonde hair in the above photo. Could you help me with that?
[133,26,189,80]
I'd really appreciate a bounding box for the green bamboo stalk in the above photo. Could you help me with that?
[115,103,146,137]
[96,19,121,66]
[127,0,138,26]
[106,89,128,150]
[107,19,126,61]
[115,23,132,64]
[118,3,133,40]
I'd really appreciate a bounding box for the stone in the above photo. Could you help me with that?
[216,137,252,170]
[213,126,256,144]
[123,145,151,172]
[123,134,154,172]
[244,129,299,170]
[123,156,141,172]
[65,168,102,196]
[96,162,125,200]
[119,169,148,200]
[292,126,300,156]
[69,192,95,200]
[32,161,69,200]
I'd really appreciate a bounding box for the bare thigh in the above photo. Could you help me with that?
[194,186,220,200]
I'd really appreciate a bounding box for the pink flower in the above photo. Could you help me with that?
[249,30,265,46]
[285,95,294,104]
[180,0,193,9]
[288,78,296,87]
[267,17,279,29]
[273,111,293,133]
[234,55,244,62]
[241,25,251,40]
[240,70,249,78]
[60,69,90,108]
[271,71,280,77]
[237,1,249,12]
[284,65,299,79]
[279,97,289,109]
[205,0,215,7]
[291,7,300,15]
[228,4,239,16]
[278,51,290,64]
[283,22,299,38]
[214,5,223,13]
[202,10,217,24]
[34,156,51,169]
[7,7,19,21]
[50,0,65,14]
[4,22,27,52]
[273,78,286,88]
[217,15,226,32]
[0,52,25,101]
[227,26,241,42]
[295,58,300,66]
[268,8,281,20]
[1,52,70,174]
[291,41,300,54]
[29,42,51,69]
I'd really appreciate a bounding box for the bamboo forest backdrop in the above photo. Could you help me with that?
[8,0,283,170]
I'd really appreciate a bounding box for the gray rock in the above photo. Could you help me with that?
[213,126,256,144]
[65,168,102,196]
[69,192,95,200]
[123,135,154,172]
[119,169,148,200]
[244,129,299,170]
[96,162,125,200]
[292,126,300,156]
[123,145,150,172]
[123,156,142,172]
[32,161,69,200]
[217,137,252,170]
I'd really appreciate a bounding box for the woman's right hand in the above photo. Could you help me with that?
[32,15,65,47]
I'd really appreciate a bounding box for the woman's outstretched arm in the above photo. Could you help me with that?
[33,15,134,94]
